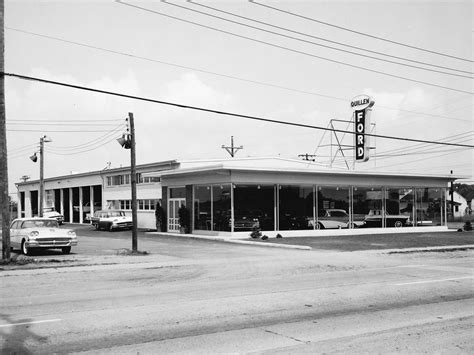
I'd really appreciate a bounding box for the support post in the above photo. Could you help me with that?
[129,112,138,251]
[0,0,11,260]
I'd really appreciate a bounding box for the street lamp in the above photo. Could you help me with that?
[31,135,52,217]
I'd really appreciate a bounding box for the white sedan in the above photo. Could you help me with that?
[10,218,78,255]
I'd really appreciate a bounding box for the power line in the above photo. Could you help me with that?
[184,0,472,78]
[6,128,121,132]
[48,124,125,151]
[4,72,474,149]
[115,0,473,95]
[7,118,122,122]
[7,27,471,123]
[250,0,473,63]
[47,135,121,156]
[7,122,122,126]
[375,131,473,157]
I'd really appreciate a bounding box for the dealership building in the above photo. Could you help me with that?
[16,156,455,237]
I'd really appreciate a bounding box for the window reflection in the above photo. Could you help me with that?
[234,185,275,231]
[213,185,231,231]
[316,187,350,229]
[279,185,313,230]
[194,186,212,230]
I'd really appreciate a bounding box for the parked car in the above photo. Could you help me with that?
[42,207,64,225]
[364,209,410,228]
[311,209,365,229]
[10,217,77,255]
[90,210,133,231]
[74,202,101,213]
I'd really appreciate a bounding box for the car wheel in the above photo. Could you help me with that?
[95,223,100,231]
[315,222,324,230]
[348,222,358,229]
[108,223,114,232]
[21,240,30,256]
[394,220,403,228]
[62,246,71,254]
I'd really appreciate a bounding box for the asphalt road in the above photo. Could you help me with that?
[1,225,473,353]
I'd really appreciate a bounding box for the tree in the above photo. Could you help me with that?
[154,202,165,232]
[178,204,190,233]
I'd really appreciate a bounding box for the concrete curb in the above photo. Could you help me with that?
[145,231,312,250]
[380,244,474,254]
[226,239,312,250]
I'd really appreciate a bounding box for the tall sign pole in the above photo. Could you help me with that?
[129,112,138,252]
[351,95,375,163]
[0,0,11,261]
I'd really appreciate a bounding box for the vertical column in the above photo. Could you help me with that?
[89,186,94,223]
[79,187,83,224]
[25,191,31,217]
[69,188,73,223]
[60,189,64,216]
[17,191,22,219]
[230,184,234,233]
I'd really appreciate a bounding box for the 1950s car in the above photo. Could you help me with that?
[310,209,365,229]
[90,210,133,231]
[10,218,77,255]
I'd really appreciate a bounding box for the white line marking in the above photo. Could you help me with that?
[395,276,474,286]
[0,319,62,328]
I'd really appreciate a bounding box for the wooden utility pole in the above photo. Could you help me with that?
[221,136,243,157]
[39,137,44,217]
[298,153,316,162]
[129,112,138,252]
[0,0,11,261]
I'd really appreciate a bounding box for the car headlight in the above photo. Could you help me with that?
[67,230,76,237]
[29,231,39,237]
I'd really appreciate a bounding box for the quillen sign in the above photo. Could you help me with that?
[351,95,374,162]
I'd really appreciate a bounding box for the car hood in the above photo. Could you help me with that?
[19,227,75,237]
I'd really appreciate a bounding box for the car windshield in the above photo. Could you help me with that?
[107,211,125,217]
[22,219,59,228]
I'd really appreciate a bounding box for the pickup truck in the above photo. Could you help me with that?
[364,210,410,228]
[90,210,133,231]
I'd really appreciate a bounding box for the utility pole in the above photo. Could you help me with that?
[221,136,243,158]
[450,170,454,220]
[0,0,11,261]
[129,112,138,252]
[39,137,44,217]
[298,153,316,162]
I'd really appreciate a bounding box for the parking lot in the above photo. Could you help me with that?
[5,222,473,262]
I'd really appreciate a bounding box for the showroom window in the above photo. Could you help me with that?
[194,186,212,230]
[233,185,275,231]
[352,186,384,228]
[414,188,444,226]
[278,185,314,230]
[316,186,350,229]
[213,185,231,232]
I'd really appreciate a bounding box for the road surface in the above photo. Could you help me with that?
[1,230,473,353]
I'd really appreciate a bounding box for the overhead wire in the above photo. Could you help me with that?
[115,1,473,95]
[3,72,474,149]
[48,123,125,151]
[250,0,473,63]
[47,135,122,156]
[185,0,472,78]
[7,27,471,123]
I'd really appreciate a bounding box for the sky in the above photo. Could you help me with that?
[4,0,474,198]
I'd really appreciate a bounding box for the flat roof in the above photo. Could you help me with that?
[16,159,179,187]
[153,157,459,182]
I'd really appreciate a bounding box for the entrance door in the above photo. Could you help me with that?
[168,198,186,233]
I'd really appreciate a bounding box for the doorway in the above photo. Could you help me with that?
[168,198,186,233]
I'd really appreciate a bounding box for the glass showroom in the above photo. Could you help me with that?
[192,184,446,232]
